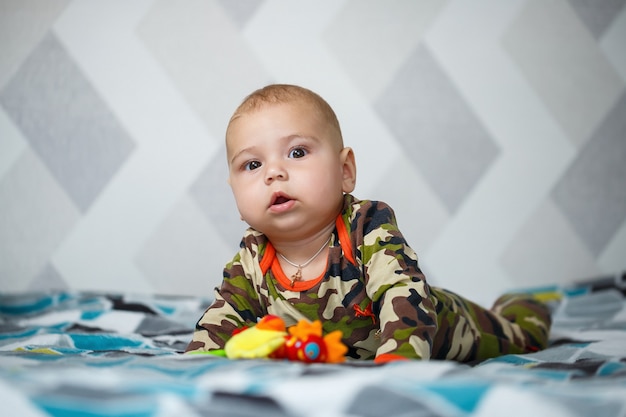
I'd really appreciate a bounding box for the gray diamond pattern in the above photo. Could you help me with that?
[0,33,135,213]
[552,93,626,256]
[375,46,500,214]
[217,0,265,29]
[567,0,626,39]
[189,146,242,248]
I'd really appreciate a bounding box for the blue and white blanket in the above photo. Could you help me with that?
[1,277,625,417]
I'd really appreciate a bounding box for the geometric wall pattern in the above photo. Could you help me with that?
[1,0,625,306]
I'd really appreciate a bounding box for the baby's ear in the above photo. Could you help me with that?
[340,147,357,193]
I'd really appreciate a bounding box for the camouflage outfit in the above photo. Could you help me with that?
[187,194,551,362]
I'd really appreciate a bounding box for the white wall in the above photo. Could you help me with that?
[1,0,625,305]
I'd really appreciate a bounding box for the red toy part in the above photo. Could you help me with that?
[270,319,347,363]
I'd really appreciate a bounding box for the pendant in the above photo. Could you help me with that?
[290,267,303,287]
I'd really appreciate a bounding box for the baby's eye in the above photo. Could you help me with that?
[288,147,308,159]
[244,160,262,171]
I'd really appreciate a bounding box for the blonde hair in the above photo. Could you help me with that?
[226,84,344,147]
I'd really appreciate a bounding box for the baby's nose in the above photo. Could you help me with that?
[265,164,287,183]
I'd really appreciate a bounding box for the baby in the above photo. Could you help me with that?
[186,84,551,363]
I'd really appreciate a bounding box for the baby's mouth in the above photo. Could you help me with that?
[270,193,293,207]
[274,196,289,205]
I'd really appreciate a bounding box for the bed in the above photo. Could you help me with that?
[1,274,625,417]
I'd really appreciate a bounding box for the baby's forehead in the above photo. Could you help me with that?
[240,99,316,118]
[230,100,335,132]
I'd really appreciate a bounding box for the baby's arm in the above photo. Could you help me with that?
[186,257,263,353]
[185,288,250,352]
[358,202,438,361]
[373,276,437,362]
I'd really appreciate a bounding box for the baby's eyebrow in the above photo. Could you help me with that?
[285,134,321,144]
[229,146,255,165]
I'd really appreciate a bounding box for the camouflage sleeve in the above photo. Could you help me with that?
[356,201,438,360]
[185,247,265,353]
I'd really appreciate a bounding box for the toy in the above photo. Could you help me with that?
[224,315,347,363]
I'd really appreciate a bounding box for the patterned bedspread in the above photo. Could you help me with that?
[1,276,625,417]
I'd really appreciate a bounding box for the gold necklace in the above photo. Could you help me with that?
[278,236,332,287]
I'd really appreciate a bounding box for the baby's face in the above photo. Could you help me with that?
[226,101,353,242]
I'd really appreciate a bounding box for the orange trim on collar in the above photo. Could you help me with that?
[259,242,275,275]
[258,212,355,289]
[336,215,356,266]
